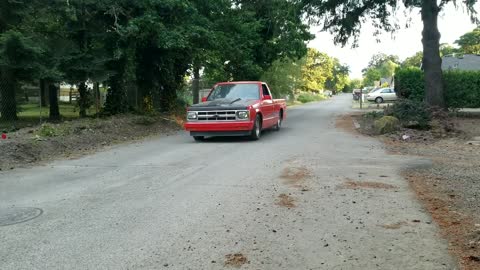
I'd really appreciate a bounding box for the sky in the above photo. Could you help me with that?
[308,3,480,79]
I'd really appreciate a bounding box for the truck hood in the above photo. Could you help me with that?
[188,98,257,111]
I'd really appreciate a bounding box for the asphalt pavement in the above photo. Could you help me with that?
[0,94,454,269]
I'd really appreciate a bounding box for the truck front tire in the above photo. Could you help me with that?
[250,115,262,140]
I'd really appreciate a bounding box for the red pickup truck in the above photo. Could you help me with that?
[184,81,287,141]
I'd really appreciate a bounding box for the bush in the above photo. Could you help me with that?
[395,68,480,108]
[297,92,325,103]
[394,67,424,101]
[374,116,400,134]
[37,123,70,137]
[384,99,431,129]
[444,71,480,108]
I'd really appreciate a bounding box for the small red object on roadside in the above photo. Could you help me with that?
[1,133,7,140]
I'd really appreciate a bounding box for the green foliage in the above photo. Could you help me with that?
[402,52,423,68]
[394,67,424,101]
[444,71,480,108]
[37,123,70,137]
[455,28,480,55]
[384,99,431,129]
[301,48,333,93]
[297,92,325,103]
[395,67,480,108]
[325,58,350,94]
[261,57,302,98]
[373,116,400,134]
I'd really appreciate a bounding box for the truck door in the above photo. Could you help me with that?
[261,83,275,128]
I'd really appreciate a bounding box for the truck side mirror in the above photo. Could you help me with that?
[263,95,272,100]
[201,97,207,102]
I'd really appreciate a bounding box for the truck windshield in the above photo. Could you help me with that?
[207,83,259,101]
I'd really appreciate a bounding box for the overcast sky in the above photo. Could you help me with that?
[308,3,480,79]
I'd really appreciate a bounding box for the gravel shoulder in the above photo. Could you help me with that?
[353,114,480,270]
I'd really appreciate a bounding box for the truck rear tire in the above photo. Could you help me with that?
[250,115,262,140]
[274,111,283,131]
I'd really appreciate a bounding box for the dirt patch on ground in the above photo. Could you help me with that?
[0,114,180,170]
[351,113,480,270]
[224,253,249,267]
[379,221,408,230]
[280,166,312,188]
[276,194,296,208]
[338,180,397,190]
[335,113,362,135]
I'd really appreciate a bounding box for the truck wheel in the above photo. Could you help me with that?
[274,111,283,131]
[193,136,204,142]
[250,115,262,140]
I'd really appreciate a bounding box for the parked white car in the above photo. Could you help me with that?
[366,87,397,103]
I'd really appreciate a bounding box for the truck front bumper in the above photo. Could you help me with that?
[184,121,254,137]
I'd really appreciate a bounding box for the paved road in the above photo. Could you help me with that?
[0,95,454,270]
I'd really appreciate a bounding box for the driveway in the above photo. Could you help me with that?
[0,94,454,269]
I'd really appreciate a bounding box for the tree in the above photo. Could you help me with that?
[301,48,333,93]
[456,27,480,55]
[439,43,461,56]
[261,57,303,98]
[303,0,479,108]
[363,68,382,87]
[325,58,350,94]
[403,52,423,68]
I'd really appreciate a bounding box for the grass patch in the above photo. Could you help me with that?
[297,92,326,103]
[18,103,96,118]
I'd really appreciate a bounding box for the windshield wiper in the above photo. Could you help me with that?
[230,98,242,104]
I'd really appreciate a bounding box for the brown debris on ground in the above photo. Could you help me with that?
[224,253,249,268]
[276,194,296,208]
[335,113,362,135]
[0,114,180,170]
[349,111,480,270]
[338,180,397,190]
[379,221,408,230]
[406,172,480,270]
[280,166,312,187]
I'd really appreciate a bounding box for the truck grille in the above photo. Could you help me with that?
[197,111,237,121]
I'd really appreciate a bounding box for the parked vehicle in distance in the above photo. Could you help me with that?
[324,90,333,97]
[366,87,397,103]
[352,89,362,100]
[184,81,287,141]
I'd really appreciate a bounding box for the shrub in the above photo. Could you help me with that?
[373,116,400,134]
[395,68,480,108]
[394,67,424,102]
[384,99,431,129]
[297,92,325,103]
[37,123,70,137]
[444,71,480,108]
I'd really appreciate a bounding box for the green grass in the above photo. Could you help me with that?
[18,103,95,118]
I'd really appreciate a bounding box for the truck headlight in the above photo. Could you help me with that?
[187,112,197,120]
[236,111,249,120]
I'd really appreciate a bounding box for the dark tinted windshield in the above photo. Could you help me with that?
[207,84,260,101]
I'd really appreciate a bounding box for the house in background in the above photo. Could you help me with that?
[442,54,480,71]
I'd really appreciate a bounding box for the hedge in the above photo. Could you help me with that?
[394,67,480,108]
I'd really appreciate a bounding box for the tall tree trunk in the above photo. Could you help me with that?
[78,82,88,117]
[40,79,48,107]
[48,82,61,121]
[0,68,18,121]
[421,0,445,108]
[192,65,200,104]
